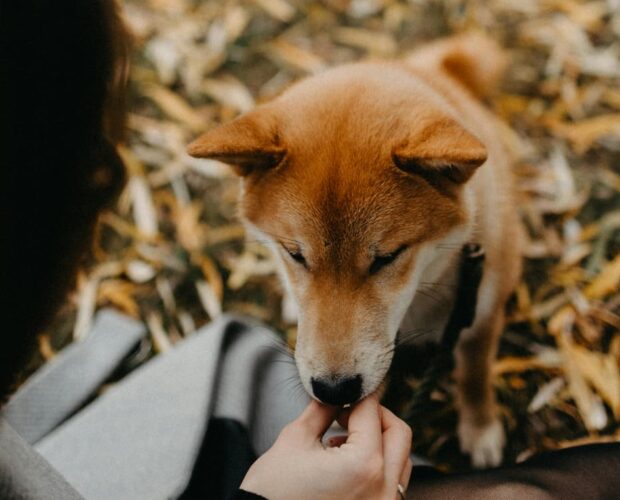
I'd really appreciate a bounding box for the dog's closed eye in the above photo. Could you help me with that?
[284,246,307,267]
[369,245,408,275]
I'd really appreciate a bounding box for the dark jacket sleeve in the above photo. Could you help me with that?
[229,490,267,500]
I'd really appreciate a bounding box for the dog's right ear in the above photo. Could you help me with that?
[187,110,284,177]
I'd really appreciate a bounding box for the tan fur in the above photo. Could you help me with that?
[189,34,523,467]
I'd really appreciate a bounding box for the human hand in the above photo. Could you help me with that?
[240,394,413,500]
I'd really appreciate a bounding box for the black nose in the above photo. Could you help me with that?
[311,375,362,405]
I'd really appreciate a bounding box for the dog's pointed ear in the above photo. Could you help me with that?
[392,117,487,188]
[187,111,284,176]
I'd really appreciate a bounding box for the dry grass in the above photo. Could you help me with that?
[41,0,620,470]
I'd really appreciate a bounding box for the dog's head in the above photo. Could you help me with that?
[189,64,486,405]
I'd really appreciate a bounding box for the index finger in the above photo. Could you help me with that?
[288,400,339,442]
[344,393,382,453]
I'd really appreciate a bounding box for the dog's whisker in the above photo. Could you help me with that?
[416,286,446,302]
[398,327,436,337]
[278,374,302,391]
[269,358,297,367]
[396,328,437,345]
[419,281,457,288]
[278,375,308,402]
[254,230,302,246]
[435,244,463,250]
[414,289,444,304]
[257,342,296,360]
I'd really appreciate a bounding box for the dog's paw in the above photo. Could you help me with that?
[458,417,505,468]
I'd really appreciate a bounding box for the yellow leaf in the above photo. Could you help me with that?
[558,333,608,431]
[584,253,620,299]
[196,280,222,320]
[177,202,206,252]
[546,114,620,154]
[98,280,140,317]
[333,27,397,56]
[263,39,327,74]
[193,253,224,301]
[142,84,206,132]
[146,311,172,353]
[202,76,255,114]
[252,0,296,22]
[568,343,620,418]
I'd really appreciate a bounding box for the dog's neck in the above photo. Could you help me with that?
[398,186,478,345]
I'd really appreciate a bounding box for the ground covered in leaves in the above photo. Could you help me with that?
[41,0,620,471]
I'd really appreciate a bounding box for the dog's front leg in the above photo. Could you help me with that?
[455,301,505,468]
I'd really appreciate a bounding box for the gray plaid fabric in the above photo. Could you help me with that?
[0,418,83,500]
[2,313,307,500]
[2,310,145,445]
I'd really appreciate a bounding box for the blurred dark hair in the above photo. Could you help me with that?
[0,0,130,402]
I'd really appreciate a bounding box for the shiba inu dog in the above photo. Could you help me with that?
[188,34,523,467]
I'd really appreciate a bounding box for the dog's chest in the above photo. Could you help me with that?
[399,254,460,345]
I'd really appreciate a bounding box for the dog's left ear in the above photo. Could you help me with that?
[392,116,487,187]
[187,110,284,176]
